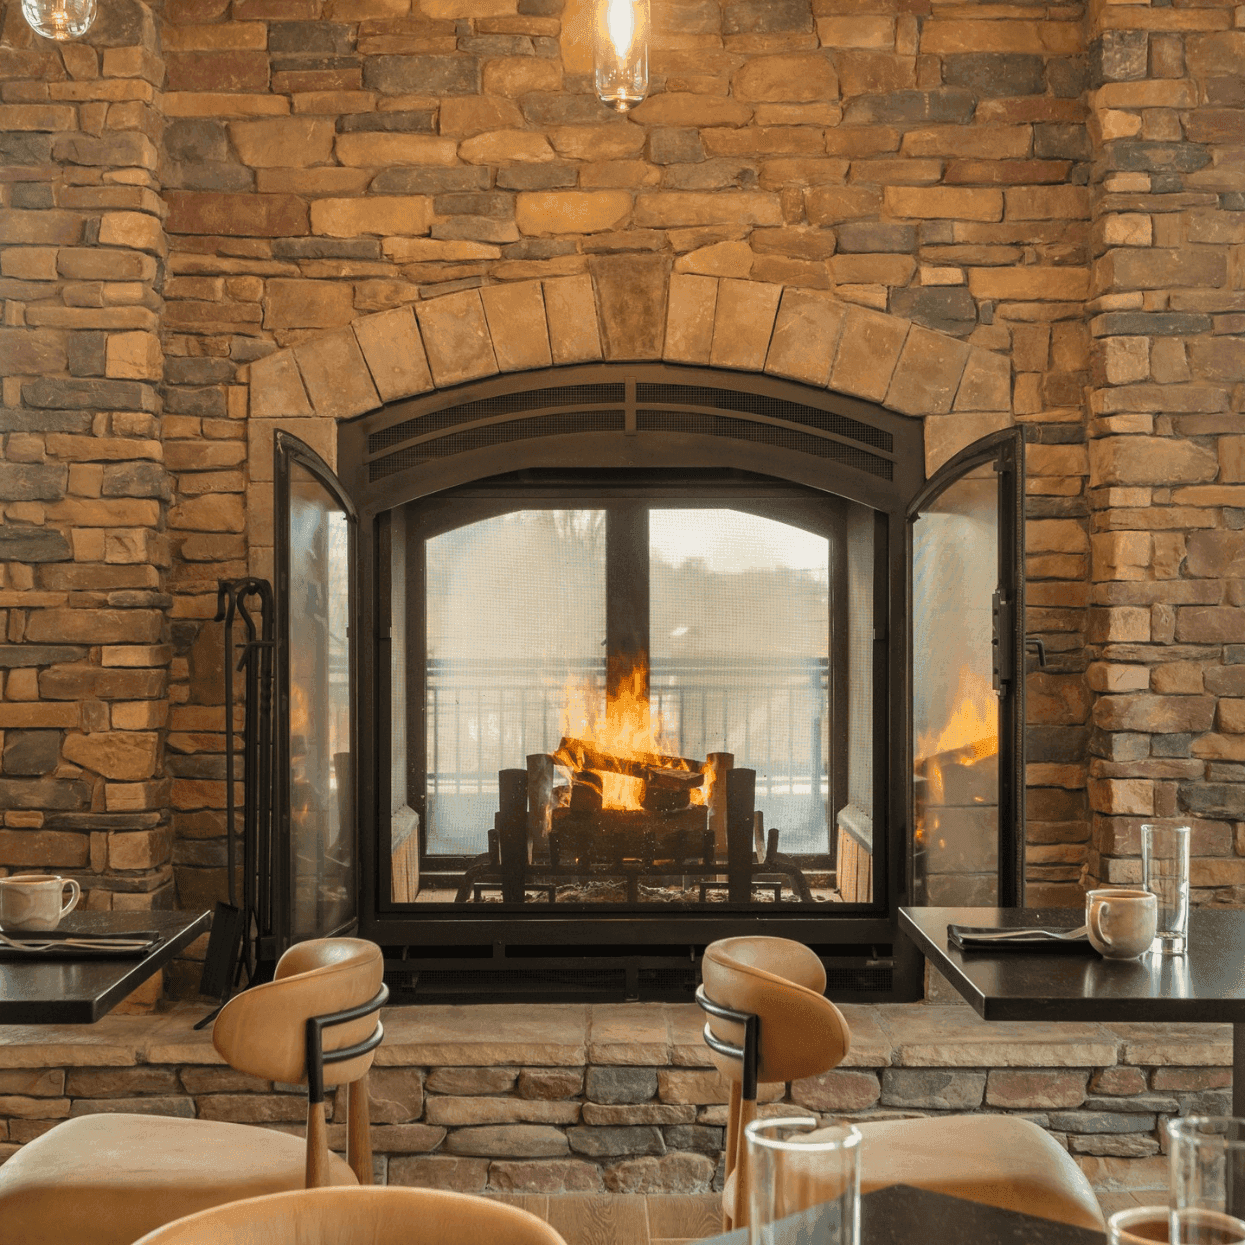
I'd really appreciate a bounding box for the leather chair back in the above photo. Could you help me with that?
[702,936,850,1085]
[132,1186,570,1245]
[212,938,384,1088]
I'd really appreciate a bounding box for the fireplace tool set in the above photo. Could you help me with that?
[455,743,815,905]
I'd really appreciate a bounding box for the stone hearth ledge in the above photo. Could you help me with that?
[0,1003,1227,1198]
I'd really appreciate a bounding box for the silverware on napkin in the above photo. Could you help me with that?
[961,926,1089,942]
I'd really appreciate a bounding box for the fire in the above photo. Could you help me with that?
[915,666,999,807]
[555,662,703,810]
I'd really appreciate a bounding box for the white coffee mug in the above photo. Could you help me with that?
[0,875,81,932]
[1087,887,1157,960]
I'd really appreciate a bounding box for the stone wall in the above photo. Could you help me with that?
[0,0,1241,952]
[0,1001,1228,1198]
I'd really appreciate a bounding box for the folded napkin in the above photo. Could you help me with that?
[948,924,1092,953]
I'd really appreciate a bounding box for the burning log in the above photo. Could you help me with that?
[553,737,705,786]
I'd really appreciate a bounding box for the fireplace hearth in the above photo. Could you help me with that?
[262,363,1026,1003]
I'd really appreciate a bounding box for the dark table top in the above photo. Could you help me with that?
[0,909,211,1025]
[700,1183,1105,1244]
[900,906,1245,1024]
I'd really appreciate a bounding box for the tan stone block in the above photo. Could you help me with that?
[732,53,838,102]
[421,0,515,16]
[805,186,883,222]
[542,274,602,365]
[828,305,908,403]
[256,168,370,196]
[353,307,434,403]
[886,327,970,417]
[816,17,893,48]
[249,350,313,420]
[0,703,80,729]
[97,212,165,256]
[228,117,335,167]
[922,411,1011,475]
[1092,531,1151,582]
[443,1125,570,1157]
[765,288,846,387]
[630,94,752,128]
[438,97,523,136]
[547,123,644,161]
[830,254,915,286]
[515,191,631,235]
[294,327,380,420]
[953,348,1010,412]
[633,192,781,229]
[968,267,1089,302]
[709,279,782,372]
[480,281,552,373]
[920,19,1080,55]
[591,253,667,361]
[459,130,555,164]
[310,197,433,238]
[1091,437,1218,488]
[263,280,355,331]
[663,272,717,365]
[425,1096,579,1125]
[335,133,458,166]
[105,331,162,381]
[1101,337,1150,387]
[1005,185,1090,222]
[59,729,157,781]
[673,240,753,279]
[482,56,561,96]
[903,126,1031,160]
[884,186,1002,222]
[416,289,499,388]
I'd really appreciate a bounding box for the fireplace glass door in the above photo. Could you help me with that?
[389,484,883,910]
[908,430,1025,907]
[275,433,358,944]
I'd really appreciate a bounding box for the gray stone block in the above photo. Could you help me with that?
[1048,1112,1158,1134]
[663,1125,723,1154]
[0,465,66,503]
[2,732,61,777]
[0,527,72,563]
[364,56,480,96]
[1083,1095,1180,1115]
[881,1069,986,1111]
[567,1125,666,1157]
[587,1066,658,1104]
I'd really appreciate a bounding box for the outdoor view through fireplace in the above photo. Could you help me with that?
[270,364,1027,1002]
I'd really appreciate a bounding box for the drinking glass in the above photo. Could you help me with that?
[745,1117,861,1245]
[1142,824,1190,955]
[1168,1117,1245,1244]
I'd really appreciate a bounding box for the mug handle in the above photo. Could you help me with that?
[1089,900,1113,949]
[59,878,80,918]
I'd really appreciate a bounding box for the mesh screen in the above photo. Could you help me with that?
[636,383,893,451]
[368,384,627,454]
[636,412,893,479]
[369,412,625,481]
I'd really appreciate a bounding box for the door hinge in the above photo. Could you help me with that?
[992,590,1012,690]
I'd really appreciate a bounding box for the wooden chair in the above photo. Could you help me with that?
[0,937,387,1245]
[698,936,1105,1233]
[132,1187,570,1245]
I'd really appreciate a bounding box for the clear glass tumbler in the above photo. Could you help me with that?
[1168,1117,1245,1244]
[745,1117,861,1245]
[1142,823,1191,955]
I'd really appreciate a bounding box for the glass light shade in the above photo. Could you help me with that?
[594,0,649,112]
[21,0,96,40]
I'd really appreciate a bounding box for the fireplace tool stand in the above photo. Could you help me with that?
[455,756,815,905]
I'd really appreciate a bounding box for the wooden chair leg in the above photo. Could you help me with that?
[347,1074,373,1185]
[724,1080,742,1180]
[733,1096,758,1232]
[306,1099,330,1189]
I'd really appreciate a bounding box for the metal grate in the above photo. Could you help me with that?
[825,965,893,992]
[636,383,893,452]
[637,412,894,480]
[369,411,626,481]
[401,967,627,993]
[368,384,626,455]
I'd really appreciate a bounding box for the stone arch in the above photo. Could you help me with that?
[245,271,1014,574]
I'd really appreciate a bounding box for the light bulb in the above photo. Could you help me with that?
[21,0,96,39]
[594,0,649,113]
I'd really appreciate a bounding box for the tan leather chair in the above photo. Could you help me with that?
[131,1187,570,1245]
[0,938,387,1245]
[698,936,1105,1234]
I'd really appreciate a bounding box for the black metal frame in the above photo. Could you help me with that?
[304,983,390,1105]
[695,985,759,1102]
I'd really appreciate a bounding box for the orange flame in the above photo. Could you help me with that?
[915,666,999,806]
[557,663,703,809]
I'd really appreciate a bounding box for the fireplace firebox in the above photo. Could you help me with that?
[268,364,1026,1003]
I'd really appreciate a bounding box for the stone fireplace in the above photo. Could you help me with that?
[0,0,1241,1000]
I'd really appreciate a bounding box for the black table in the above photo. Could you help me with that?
[700,1182,1105,1244]
[0,909,211,1024]
[900,906,1245,1115]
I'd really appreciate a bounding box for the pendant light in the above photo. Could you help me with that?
[594,0,649,113]
[20,0,97,39]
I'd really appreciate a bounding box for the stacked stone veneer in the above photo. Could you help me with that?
[0,0,1241,980]
[0,1002,1229,1198]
